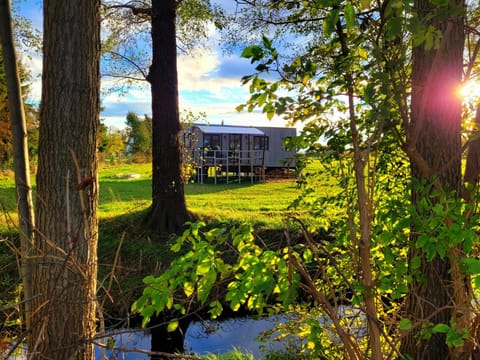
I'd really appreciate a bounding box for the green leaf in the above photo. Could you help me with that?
[197,268,217,304]
[171,240,182,253]
[208,300,223,319]
[383,247,394,263]
[235,104,246,112]
[196,259,211,276]
[183,281,195,297]
[399,318,413,331]
[437,244,446,259]
[431,323,450,333]
[446,330,466,347]
[424,26,435,50]
[410,255,421,270]
[256,92,267,106]
[241,45,257,58]
[364,83,375,102]
[462,258,480,274]
[386,17,402,40]
[344,4,356,30]
[106,336,115,351]
[264,103,275,120]
[357,47,368,60]
[140,305,155,327]
[303,247,313,262]
[262,35,273,49]
[323,10,339,36]
[241,45,266,62]
[167,319,179,332]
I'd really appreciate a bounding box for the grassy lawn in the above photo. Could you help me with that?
[187,180,302,228]
[0,163,304,232]
[100,168,302,229]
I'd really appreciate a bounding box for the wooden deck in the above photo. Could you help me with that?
[192,149,265,184]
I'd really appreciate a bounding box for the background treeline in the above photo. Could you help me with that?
[98,111,153,164]
[0,49,152,167]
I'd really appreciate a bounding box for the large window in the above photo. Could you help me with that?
[183,132,192,148]
[204,134,221,150]
[253,136,269,150]
[229,134,241,150]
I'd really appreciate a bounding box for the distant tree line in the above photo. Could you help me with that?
[0,62,154,166]
[98,111,152,163]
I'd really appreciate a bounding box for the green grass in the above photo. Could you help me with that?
[97,163,302,228]
[99,178,302,228]
[0,164,302,230]
[187,180,302,228]
[98,163,152,219]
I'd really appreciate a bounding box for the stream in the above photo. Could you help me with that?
[7,307,365,359]
[5,315,291,359]
[94,315,292,359]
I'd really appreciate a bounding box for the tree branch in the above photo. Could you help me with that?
[104,50,149,79]
[102,73,148,82]
[103,2,151,19]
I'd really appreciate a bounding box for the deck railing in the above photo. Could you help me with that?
[192,149,265,184]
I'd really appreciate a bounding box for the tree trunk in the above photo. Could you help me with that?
[0,0,35,330]
[147,0,192,237]
[401,0,466,358]
[29,0,100,359]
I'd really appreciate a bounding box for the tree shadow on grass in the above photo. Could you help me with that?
[100,178,257,205]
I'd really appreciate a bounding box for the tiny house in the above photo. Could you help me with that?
[183,123,296,183]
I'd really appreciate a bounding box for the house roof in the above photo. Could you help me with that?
[194,124,265,136]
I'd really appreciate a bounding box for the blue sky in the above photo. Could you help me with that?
[13,0,290,130]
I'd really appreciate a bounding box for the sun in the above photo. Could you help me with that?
[458,79,480,102]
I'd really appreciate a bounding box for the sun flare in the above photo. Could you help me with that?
[458,80,480,101]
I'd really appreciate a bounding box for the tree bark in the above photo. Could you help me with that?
[0,0,35,330]
[401,0,466,358]
[148,0,192,236]
[29,0,100,358]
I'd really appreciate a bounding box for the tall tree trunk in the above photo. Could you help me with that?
[401,0,466,358]
[0,0,35,330]
[148,0,191,236]
[29,0,100,358]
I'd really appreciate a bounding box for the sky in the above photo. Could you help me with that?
[13,0,291,131]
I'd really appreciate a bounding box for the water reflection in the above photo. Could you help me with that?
[94,315,289,359]
[8,307,365,359]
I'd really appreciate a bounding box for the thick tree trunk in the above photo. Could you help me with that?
[0,0,35,330]
[29,1,100,359]
[401,0,466,358]
[148,0,191,236]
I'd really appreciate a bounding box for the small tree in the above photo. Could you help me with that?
[125,111,152,161]
[98,122,126,163]
[0,0,35,331]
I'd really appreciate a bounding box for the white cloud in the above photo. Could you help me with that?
[17,5,293,131]
[21,45,288,130]
[101,115,128,129]
[177,49,220,90]
[22,54,42,103]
